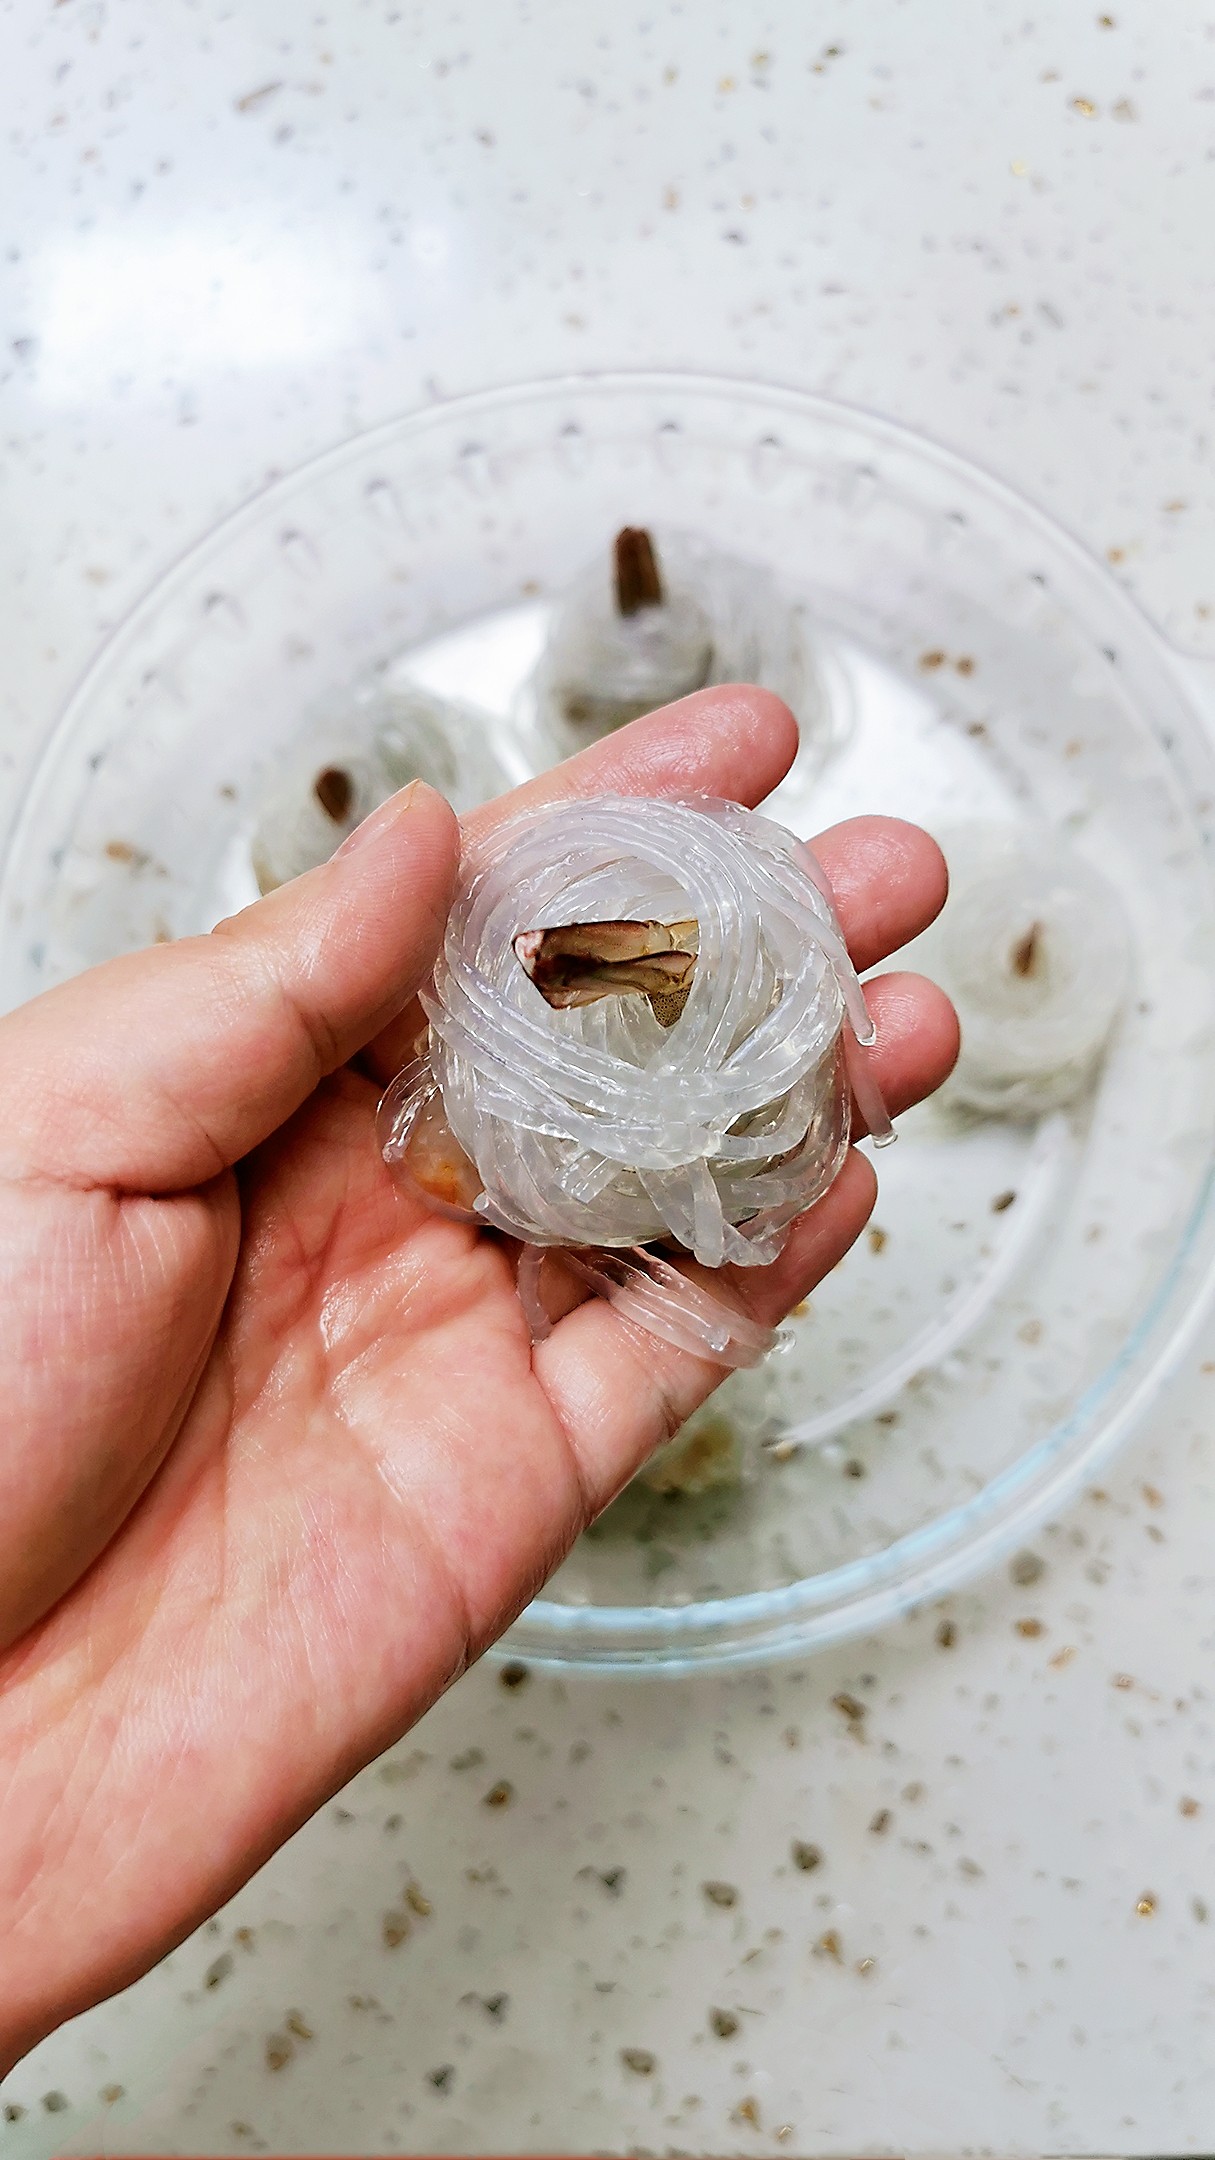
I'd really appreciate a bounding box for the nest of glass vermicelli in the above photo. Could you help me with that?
[378,795,889,1367]
[251,682,509,893]
[522,527,837,769]
[911,822,1130,1118]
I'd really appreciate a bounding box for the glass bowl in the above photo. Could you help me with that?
[5,373,1215,1671]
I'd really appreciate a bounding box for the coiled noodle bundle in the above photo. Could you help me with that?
[526,528,834,766]
[914,822,1130,1117]
[251,684,509,894]
[380,796,889,1364]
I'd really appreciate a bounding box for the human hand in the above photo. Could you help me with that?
[0,689,956,2069]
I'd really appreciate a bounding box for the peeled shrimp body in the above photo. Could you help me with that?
[917,822,1130,1117]
[379,794,890,1368]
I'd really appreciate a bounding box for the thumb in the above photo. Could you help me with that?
[0,780,459,1192]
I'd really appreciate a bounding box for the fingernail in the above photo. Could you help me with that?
[334,779,427,859]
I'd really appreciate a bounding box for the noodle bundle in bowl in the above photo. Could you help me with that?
[379,795,889,1368]
[523,527,840,776]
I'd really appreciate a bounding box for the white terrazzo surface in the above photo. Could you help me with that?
[2,1,1215,2151]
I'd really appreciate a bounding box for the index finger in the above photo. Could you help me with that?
[463,681,801,842]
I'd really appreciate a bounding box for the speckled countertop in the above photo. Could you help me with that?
[3,3,1215,2152]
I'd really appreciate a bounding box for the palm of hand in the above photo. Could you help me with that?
[0,694,956,2072]
[4,1076,593,2058]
